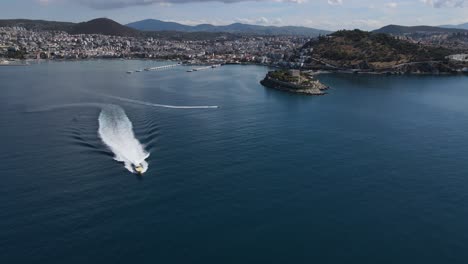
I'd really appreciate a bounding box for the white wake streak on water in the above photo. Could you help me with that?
[28,92,218,174]
[101,94,219,109]
[26,103,107,113]
[98,105,149,173]
[28,103,149,174]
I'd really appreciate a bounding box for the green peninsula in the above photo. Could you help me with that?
[260,70,328,95]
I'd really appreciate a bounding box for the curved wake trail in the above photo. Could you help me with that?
[98,105,149,173]
[100,94,219,109]
[25,103,107,113]
[28,93,217,174]
[28,103,149,174]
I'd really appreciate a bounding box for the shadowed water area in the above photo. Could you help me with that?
[1,60,468,263]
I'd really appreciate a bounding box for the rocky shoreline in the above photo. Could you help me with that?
[260,70,329,95]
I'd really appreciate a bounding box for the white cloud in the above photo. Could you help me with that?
[384,2,398,8]
[256,17,269,24]
[166,18,222,25]
[348,19,384,29]
[36,0,56,5]
[272,18,283,24]
[235,17,269,24]
[67,0,306,9]
[275,0,307,3]
[303,17,384,31]
[234,16,286,25]
[159,2,172,6]
[327,0,342,5]
[421,0,465,8]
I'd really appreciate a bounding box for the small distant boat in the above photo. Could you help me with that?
[136,70,142,72]
[187,70,193,72]
[126,71,133,74]
[0,60,29,66]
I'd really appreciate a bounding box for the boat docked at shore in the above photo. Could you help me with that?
[0,59,29,66]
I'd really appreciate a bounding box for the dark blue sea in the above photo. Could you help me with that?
[1,60,468,263]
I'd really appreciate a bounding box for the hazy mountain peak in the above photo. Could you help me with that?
[126,19,331,36]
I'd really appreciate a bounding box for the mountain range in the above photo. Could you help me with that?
[440,23,468,30]
[126,19,330,37]
[373,24,468,34]
[2,18,468,38]
[0,18,240,41]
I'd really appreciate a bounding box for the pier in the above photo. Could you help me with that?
[144,63,180,71]
[127,63,222,74]
[127,63,181,74]
[187,64,222,72]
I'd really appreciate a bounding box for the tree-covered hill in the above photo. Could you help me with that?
[301,29,455,71]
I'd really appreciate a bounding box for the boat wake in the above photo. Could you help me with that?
[99,94,219,109]
[27,103,149,174]
[27,93,218,174]
[98,105,149,174]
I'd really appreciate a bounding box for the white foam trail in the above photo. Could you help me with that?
[98,105,149,174]
[26,103,106,113]
[28,90,219,174]
[101,94,219,109]
[29,103,150,174]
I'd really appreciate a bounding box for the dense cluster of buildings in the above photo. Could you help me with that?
[447,53,468,62]
[394,31,468,50]
[0,26,308,66]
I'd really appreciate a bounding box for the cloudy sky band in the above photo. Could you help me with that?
[2,0,467,30]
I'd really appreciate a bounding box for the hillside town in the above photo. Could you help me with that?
[0,26,309,66]
[393,31,468,51]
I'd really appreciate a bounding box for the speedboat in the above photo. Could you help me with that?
[126,71,133,74]
[132,163,144,174]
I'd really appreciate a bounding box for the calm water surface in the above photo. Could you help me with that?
[1,60,468,263]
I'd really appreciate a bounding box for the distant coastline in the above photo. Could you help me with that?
[3,57,468,76]
[2,20,468,75]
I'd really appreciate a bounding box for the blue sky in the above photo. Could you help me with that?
[1,0,468,30]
